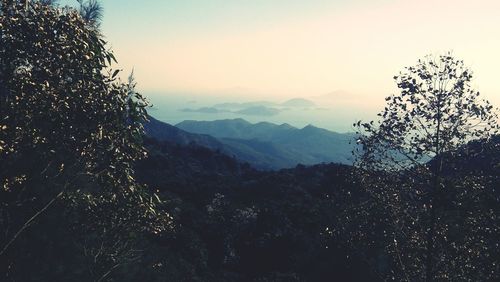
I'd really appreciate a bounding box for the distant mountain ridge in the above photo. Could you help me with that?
[176,118,295,140]
[145,116,357,169]
[144,116,225,149]
[180,98,316,117]
[281,98,316,107]
[144,117,296,169]
[176,118,357,168]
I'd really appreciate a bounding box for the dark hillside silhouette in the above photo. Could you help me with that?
[177,118,357,168]
[134,138,379,282]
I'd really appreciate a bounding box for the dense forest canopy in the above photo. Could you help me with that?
[0,1,499,282]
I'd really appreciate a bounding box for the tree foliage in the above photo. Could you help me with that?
[354,53,499,281]
[0,3,170,280]
[77,0,103,26]
[357,53,498,171]
[133,139,378,282]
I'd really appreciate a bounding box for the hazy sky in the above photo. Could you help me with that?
[62,0,500,106]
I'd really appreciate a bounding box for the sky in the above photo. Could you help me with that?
[61,0,500,109]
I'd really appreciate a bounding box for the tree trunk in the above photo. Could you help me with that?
[425,191,436,282]
[425,89,444,282]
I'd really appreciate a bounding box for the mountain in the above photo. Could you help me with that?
[134,128,499,282]
[273,124,356,164]
[135,138,378,282]
[176,118,295,140]
[145,117,296,169]
[181,107,225,114]
[144,116,225,150]
[176,118,357,167]
[213,101,277,110]
[436,135,500,175]
[220,137,299,169]
[281,98,316,107]
[212,99,316,109]
[146,117,357,169]
[234,106,281,116]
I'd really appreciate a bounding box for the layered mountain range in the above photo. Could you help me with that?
[144,117,357,170]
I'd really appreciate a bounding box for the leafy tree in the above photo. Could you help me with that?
[0,2,170,280]
[354,53,499,281]
[1,1,101,25]
[77,0,103,26]
[1,0,51,12]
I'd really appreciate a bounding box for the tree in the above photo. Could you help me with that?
[1,0,52,13]
[1,1,101,24]
[77,0,103,26]
[0,3,170,280]
[354,53,499,281]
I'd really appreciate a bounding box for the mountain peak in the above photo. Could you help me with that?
[281,98,316,107]
[230,118,249,123]
[302,124,318,130]
[278,123,295,130]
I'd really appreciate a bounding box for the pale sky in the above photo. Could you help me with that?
[62,0,500,106]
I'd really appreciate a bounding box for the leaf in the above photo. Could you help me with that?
[112,69,120,78]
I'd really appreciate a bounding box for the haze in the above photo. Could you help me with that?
[60,0,500,130]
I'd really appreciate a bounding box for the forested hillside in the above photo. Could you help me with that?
[131,138,378,281]
[150,118,356,169]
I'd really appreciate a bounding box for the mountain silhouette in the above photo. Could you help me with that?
[144,116,225,149]
[176,118,357,168]
[234,106,281,116]
[281,98,316,107]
